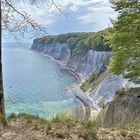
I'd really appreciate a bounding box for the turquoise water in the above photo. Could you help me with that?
[2,43,77,119]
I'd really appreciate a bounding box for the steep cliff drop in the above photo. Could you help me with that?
[103,87,140,126]
[31,32,133,119]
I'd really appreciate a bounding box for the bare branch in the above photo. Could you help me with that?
[51,0,67,17]
[2,0,67,41]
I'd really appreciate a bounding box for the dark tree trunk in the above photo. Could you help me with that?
[0,1,7,129]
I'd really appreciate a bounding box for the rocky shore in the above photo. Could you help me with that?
[30,38,131,119]
[37,52,98,118]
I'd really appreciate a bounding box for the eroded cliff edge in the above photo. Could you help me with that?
[31,39,111,78]
[31,32,125,110]
[103,87,140,125]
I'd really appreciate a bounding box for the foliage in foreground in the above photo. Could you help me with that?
[5,112,140,140]
[105,0,140,81]
[7,111,140,132]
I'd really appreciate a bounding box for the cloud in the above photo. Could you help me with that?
[77,0,117,31]
[47,0,117,34]
[11,0,117,34]
[15,2,56,26]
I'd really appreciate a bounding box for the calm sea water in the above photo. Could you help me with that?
[2,43,77,119]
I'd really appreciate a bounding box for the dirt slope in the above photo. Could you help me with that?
[0,115,140,140]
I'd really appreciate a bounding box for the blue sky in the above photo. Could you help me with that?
[34,0,117,34]
[3,0,117,42]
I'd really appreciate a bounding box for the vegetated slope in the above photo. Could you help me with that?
[0,113,140,140]
[80,70,109,92]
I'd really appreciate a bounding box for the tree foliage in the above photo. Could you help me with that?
[37,31,111,55]
[105,0,140,81]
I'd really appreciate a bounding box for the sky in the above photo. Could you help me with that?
[18,0,117,34]
[3,0,117,42]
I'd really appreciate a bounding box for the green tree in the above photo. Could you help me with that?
[73,40,87,55]
[105,0,140,81]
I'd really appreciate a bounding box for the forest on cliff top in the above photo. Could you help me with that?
[35,30,111,55]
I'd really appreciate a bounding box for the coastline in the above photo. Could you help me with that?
[42,53,84,84]
[41,52,99,119]
[61,67,83,84]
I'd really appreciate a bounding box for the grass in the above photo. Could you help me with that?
[80,70,109,92]
[81,108,107,130]
[7,111,140,132]
[80,72,96,92]
[5,112,140,140]
[7,112,79,129]
[80,80,93,92]
[51,113,79,128]
[7,113,53,131]
[112,120,140,131]
[7,113,17,120]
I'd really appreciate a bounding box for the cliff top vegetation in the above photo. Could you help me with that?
[34,30,111,54]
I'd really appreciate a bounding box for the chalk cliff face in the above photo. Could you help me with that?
[68,50,111,76]
[88,75,125,107]
[31,38,127,110]
[31,35,140,125]
[31,41,111,78]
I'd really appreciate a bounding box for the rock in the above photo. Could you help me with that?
[103,87,140,126]
[31,39,139,115]
[89,74,125,107]
[31,41,111,78]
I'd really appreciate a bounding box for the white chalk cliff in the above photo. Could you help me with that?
[31,39,126,111]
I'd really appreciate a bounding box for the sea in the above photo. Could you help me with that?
[2,43,77,119]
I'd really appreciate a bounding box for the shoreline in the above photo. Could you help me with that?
[61,66,83,84]
[38,51,99,119]
[42,53,84,84]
